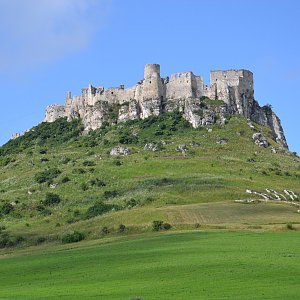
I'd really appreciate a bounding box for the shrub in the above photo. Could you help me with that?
[0,233,25,248]
[61,157,71,164]
[73,168,86,174]
[101,227,109,235]
[90,178,106,187]
[35,236,46,245]
[118,224,126,233]
[125,198,139,209]
[152,220,164,231]
[43,193,61,206]
[39,149,47,154]
[0,202,14,215]
[162,223,172,230]
[103,190,118,199]
[61,176,70,183]
[287,223,294,230]
[85,202,115,219]
[83,160,96,167]
[34,168,61,184]
[62,231,85,244]
[152,220,171,231]
[114,160,123,166]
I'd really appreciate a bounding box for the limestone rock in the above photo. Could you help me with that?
[252,132,268,148]
[176,144,188,153]
[216,139,228,145]
[44,104,66,122]
[144,143,159,152]
[110,146,131,156]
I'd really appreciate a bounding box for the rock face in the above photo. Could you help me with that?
[44,64,288,148]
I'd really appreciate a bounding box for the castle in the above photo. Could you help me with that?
[44,64,287,148]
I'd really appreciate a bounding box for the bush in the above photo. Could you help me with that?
[152,220,164,231]
[0,202,14,215]
[125,198,139,209]
[114,160,123,166]
[43,193,61,206]
[83,160,96,167]
[62,231,85,244]
[162,223,172,230]
[103,190,118,199]
[287,223,294,230]
[101,227,109,235]
[61,176,70,183]
[152,220,172,231]
[85,202,116,219]
[90,178,106,187]
[34,168,61,184]
[118,224,126,233]
[0,233,25,248]
[35,236,46,245]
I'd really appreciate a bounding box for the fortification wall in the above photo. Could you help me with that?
[42,63,287,148]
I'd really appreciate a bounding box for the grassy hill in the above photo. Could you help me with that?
[0,112,299,249]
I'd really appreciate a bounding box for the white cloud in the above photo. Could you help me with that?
[0,0,111,73]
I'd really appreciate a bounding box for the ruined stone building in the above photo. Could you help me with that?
[44,64,287,148]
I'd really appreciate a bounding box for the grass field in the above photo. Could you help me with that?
[1,231,300,299]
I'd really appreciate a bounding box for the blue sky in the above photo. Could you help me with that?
[0,0,299,153]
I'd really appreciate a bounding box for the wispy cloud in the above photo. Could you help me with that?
[0,0,111,73]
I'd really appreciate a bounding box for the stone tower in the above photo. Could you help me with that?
[140,64,165,118]
[210,70,254,118]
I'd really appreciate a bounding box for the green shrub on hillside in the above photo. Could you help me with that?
[152,220,172,231]
[0,233,25,248]
[0,202,14,216]
[43,193,61,206]
[61,231,85,244]
[34,168,61,184]
[85,201,116,219]
[90,178,106,187]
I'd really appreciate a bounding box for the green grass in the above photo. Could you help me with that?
[1,231,300,299]
[0,113,299,248]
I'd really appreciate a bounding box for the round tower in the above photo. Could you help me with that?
[144,64,160,79]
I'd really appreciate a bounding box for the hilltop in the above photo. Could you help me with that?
[43,64,287,148]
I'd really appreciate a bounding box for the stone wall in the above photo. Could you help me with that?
[43,64,288,148]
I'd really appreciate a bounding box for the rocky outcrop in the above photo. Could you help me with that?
[43,64,288,149]
[252,132,268,148]
[110,146,131,156]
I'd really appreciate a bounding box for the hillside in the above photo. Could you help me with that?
[0,111,299,249]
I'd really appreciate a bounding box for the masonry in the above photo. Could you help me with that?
[44,64,288,148]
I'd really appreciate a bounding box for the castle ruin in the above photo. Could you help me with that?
[44,64,287,148]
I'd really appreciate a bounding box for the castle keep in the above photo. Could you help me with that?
[44,64,287,148]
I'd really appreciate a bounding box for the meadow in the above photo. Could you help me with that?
[1,231,300,299]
